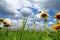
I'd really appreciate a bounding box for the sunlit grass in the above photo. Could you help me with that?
[0,26,60,40]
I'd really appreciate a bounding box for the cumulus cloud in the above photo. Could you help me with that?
[29,0,60,11]
[43,0,60,11]
[0,0,60,16]
[0,0,33,18]
[4,18,23,30]
[34,22,44,31]
[4,18,44,30]
[20,7,34,18]
[35,13,41,19]
[48,22,54,25]
[0,0,19,16]
[54,19,56,21]
[0,0,60,18]
[25,21,44,31]
[25,20,33,30]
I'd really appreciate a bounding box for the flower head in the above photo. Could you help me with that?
[52,22,60,31]
[0,18,4,22]
[40,11,49,19]
[3,21,11,27]
[3,21,7,24]
[55,13,60,20]
[52,24,58,30]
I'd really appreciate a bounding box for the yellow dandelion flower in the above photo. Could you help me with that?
[57,21,60,24]
[0,18,4,22]
[52,24,58,30]
[55,13,60,20]
[3,21,7,24]
[3,21,11,27]
[56,22,60,29]
[52,22,60,31]
[40,11,49,19]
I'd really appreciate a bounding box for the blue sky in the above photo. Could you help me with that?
[0,0,59,30]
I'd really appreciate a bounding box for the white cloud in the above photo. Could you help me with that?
[54,19,56,21]
[25,21,44,31]
[33,4,40,9]
[29,0,49,11]
[0,0,55,19]
[29,0,60,11]
[4,18,23,30]
[0,0,60,18]
[20,7,34,18]
[5,18,11,24]
[0,0,33,18]
[25,20,33,29]
[20,0,33,7]
[48,22,54,24]
[4,18,44,30]
[35,13,41,19]
[4,18,45,30]
[31,21,44,31]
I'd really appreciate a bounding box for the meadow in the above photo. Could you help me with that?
[0,28,60,40]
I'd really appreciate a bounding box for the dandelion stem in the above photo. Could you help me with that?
[44,19,47,31]
[44,19,49,39]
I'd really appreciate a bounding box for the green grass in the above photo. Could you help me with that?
[0,28,60,40]
[0,19,60,40]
